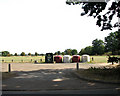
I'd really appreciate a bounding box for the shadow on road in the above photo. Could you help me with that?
[2,68,120,92]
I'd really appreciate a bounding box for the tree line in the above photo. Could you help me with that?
[0,51,45,57]
[79,31,120,55]
[1,31,120,56]
[53,31,120,55]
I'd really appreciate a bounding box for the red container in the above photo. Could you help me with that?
[54,55,62,63]
[72,55,80,63]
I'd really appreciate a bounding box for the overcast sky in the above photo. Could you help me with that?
[0,0,118,54]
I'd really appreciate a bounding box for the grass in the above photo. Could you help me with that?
[0,56,45,63]
[0,55,120,63]
[89,56,108,63]
[76,66,120,83]
[84,55,120,63]
[2,72,17,80]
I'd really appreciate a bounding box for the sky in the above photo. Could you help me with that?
[0,0,118,54]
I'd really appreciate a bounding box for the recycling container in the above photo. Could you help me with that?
[72,55,80,63]
[63,55,71,63]
[81,54,90,62]
[45,53,53,63]
[54,55,62,63]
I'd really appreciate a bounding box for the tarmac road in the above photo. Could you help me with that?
[2,63,120,95]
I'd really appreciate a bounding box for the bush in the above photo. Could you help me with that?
[21,52,25,56]
[88,67,120,78]
[14,53,18,56]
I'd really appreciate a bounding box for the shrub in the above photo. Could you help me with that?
[21,52,25,56]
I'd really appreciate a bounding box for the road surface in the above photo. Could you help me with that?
[2,63,120,95]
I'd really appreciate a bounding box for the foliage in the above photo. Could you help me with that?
[79,39,105,55]
[39,54,45,56]
[0,52,2,56]
[21,52,25,56]
[79,46,93,55]
[105,31,120,55]
[66,0,120,31]
[64,49,72,55]
[7,54,11,56]
[2,51,10,56]
[54,49,78,55]
[77,66,120,82]
[54,52,58,55]
[71,49,78,55]
[79,48,85,55]
[54,51,61,55]
[28,53,31,56]
[14,53,18,56]
[61,52,65,55]
[57,51,61,55]
[92,39,105,55]
[35,52,38,56]
[88,67,120,78]
[107,56,119,64]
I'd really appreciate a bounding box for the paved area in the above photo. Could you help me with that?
[2,63,110,72]
[2,63,120,92]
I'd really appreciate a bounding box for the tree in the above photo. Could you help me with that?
[7,54,11,56]
[54,51,61,55]
[116,31,120,51]
[61,52,65,55]
[71,49,78,55]
[84,46,93,55]
[54,52,58,55]
[79,48,85,55]
[0,52,2,56]
[39,54,45,56]
[79,46,93,55]
[105,31,120,54]
[66,0,120,31]
[35,52,38,56]
[14,53,18,56]
[2,51,10,56]
[64,49,72,55]
[57,51,61,55]
[21,52,25,56]
[28,53,31,56]
[92,39,105,55]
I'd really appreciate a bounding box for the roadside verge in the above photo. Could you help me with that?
[73,71,120,84]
